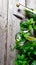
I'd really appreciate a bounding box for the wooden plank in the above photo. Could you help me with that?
[27,0,36,9]
[7,0,25,65]
[2,0,8,65]
[0,0,8,65]
[7,0,20,65]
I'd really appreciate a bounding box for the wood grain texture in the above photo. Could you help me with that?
[0,0,7,65]
[7,0,20,65]
[27,0,36,9]
[7,0,25,65]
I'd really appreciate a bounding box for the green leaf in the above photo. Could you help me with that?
[31,61,36,65]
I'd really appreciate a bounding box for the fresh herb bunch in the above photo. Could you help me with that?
[14,8,36,65]
[15,41,36,65]
[25,8,36,21]
[25,8,36,37]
